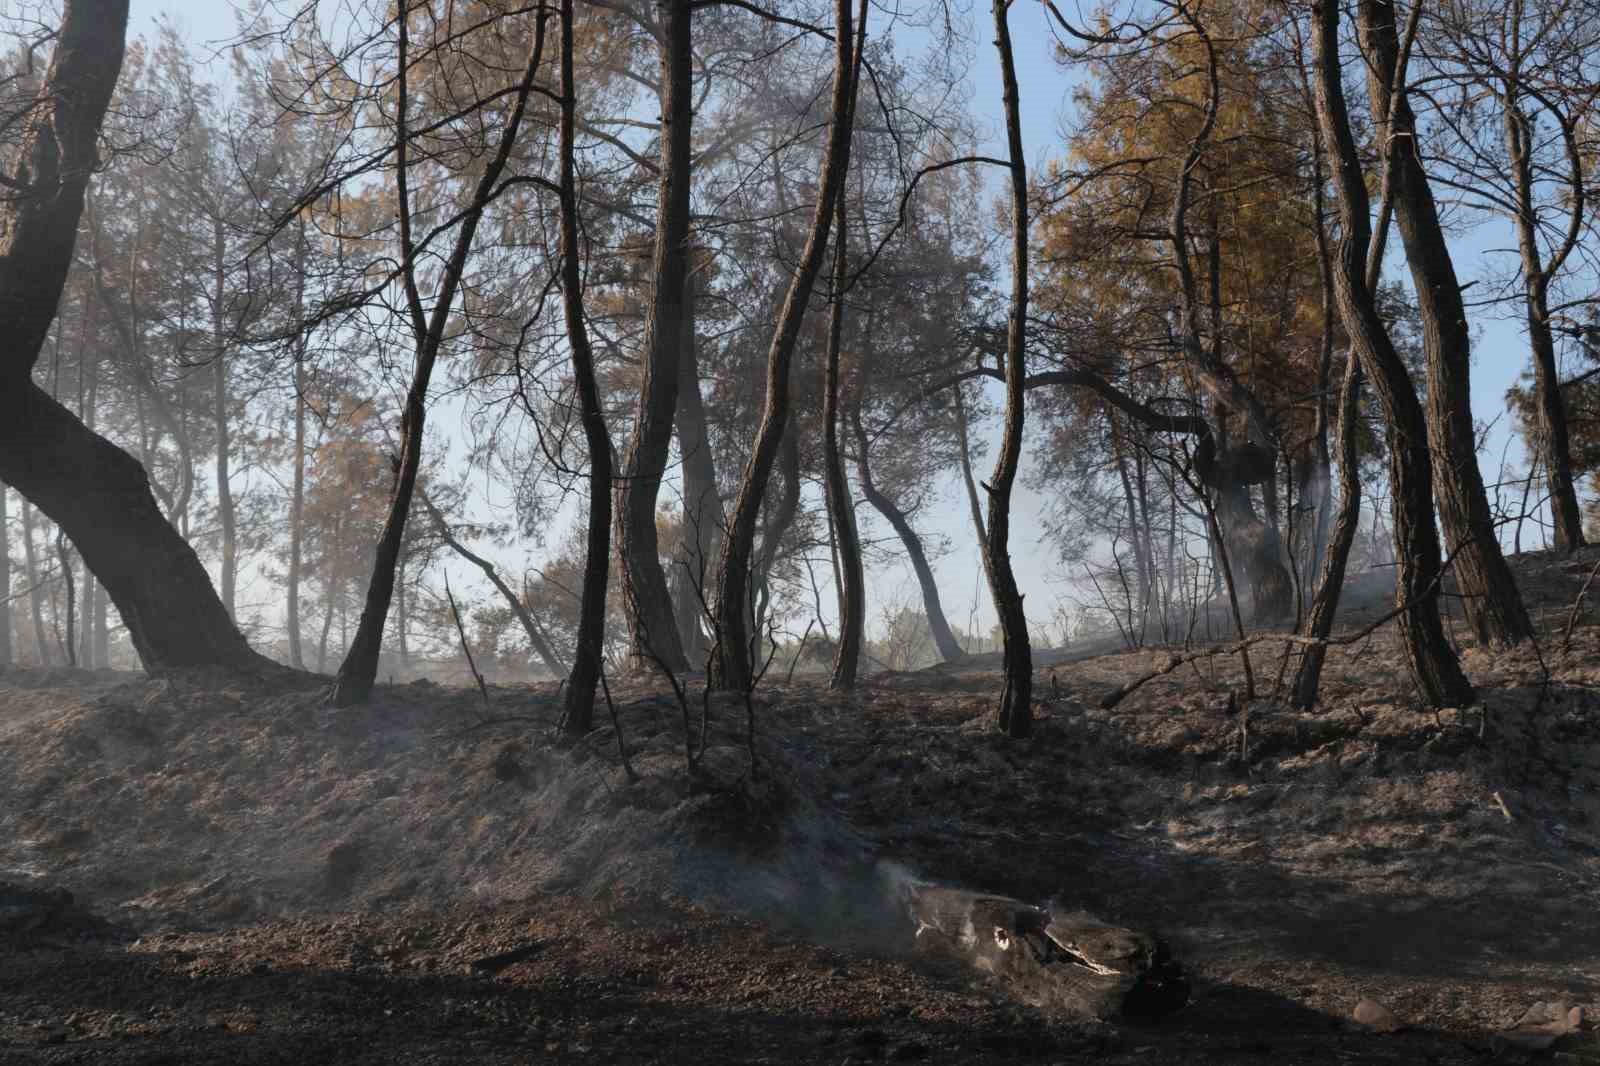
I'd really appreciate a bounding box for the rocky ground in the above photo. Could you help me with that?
[4,548,1600,1063]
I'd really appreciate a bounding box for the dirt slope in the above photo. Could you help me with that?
[3,549,1600,1063]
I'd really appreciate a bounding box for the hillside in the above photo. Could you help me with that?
[3,549,1600,1064]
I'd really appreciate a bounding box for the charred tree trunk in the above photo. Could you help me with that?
[616,0,692,676]
[20,499,48,665]
[0,484,10,669]
[1311,0,1474,705]
[823,160,865,688]
[712,0,858,690]
[987,0,1033,737]
[0,1,278,676]
[672,271,719,665]
[287,350,308,669]
[1357,0,1531,647]
[853,406,966,663]
[211,220,237,620]
[421,491,569,678]
[334,9,547,706]
[1293,352,1363,709]
[556,0,612,737]
[1504,93,1584,554]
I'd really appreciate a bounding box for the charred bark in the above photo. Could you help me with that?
[1311,0,1473,705]
[615,0,693,675]
[0,484,9,668]
[712,0,858,690]
[987,0,1033,737]
[671,271,719,665]
[1504,94,1585,553]
[0,0,280,676]
[556,0,612,737]
[334,9,548,706]
[823,169,865,688]
[853,406,966,664]
[1357,0,1532,646]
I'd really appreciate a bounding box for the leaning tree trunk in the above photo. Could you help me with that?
[712,0,859,691]
[0,0,278,676]
[1311,0,1473,706]
[333,11,547,706]
[986,0,1033,737]
[853,406,967,663]
[615,0,693,676]
[1357,0,1532,648]
[1504,95,1585,553]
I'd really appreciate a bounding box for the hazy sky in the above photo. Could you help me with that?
[119,0,1547,645]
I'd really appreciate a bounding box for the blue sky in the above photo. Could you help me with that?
[124,0,1555,646]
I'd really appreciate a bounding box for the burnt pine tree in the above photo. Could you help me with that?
[1311,0,1474,705]
[711,0,861,691]
[556,0,614,737]
[1356,0,1532,647]
[333,5,549,706]
[615,0,694,676]
[986,0,1033,738]
[0,0,278,675]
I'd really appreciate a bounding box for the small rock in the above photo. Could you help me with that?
[1493,1000,1581,1052]
[1352,997,1402,1033]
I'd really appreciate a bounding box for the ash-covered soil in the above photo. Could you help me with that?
[4,549,1600,1063]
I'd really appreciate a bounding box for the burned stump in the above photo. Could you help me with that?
[904,885,1187,1021]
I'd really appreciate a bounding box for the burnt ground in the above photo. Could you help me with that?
[5,548,1600,1063]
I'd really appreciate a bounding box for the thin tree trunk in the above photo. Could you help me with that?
[823,144,865,689]
[334,8,547,705]
[615,0,692,675]
[711,0,858,691]
[421,490,568,677]
[752,418,801,641]
[952,384,987,548]
[79,337,101,668]
[0,484,10,669]
[1504,89,1585,553]
[287,354,307,669]
[1311,0,1473,705]
[1293,351,1362,709]
[556,0,612,737]
[672,270,718,665]
[986,0,1034,737]
[20,500,48,665]
[211,220,237,620]
[853,406,966,663]
[56,531,76,667]
[1357,0,1532,647]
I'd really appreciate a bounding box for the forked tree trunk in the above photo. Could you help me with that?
[556,0,612,737]
[1357,0,1532,648]
[616,0,693,676]
[986,0,1033,738]
[1311,0,1473,706]
[334,10,547,706]
[712,0,859,690]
